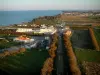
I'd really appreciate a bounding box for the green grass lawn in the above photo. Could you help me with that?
[74,49,100,63]
[0,49,49,75]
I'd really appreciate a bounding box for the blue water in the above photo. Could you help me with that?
[0,10,62,26]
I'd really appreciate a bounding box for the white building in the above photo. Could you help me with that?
[17,24,28,27]
[16,28,33,32]
[33,26,56,34]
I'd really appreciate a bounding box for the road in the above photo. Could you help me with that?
[56,29,64,75]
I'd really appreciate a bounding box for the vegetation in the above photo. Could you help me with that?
[30,17,58,26]
[89,27,100,51]
[30,15,60,25]
[34,19,57,25]
[82,61,100,75]
[0,49,49,75]
[94,28,100,48]
[32,33,45,36]
[0,48,26,58]
[74,49,100,63]
[41,57,53,75]
[0,29,27,35]
[41,33,58,75]
[88,16,100,21]
[74,49,100,75]
[71,29,94,49]
[63,32,81,75]
[0,40,21,49]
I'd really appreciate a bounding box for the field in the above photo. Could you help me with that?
[0,49,49,75]
[74,49,100,75]
[71,29,94,49]
[61,15,90,22]
[61,15,100,23]
[70,28,100,74]
[75,49,100,63]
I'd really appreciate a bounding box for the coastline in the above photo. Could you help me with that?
[0,10,62,26]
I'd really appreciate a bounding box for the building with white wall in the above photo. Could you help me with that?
[33,27,56,34]
[16,28,33,32]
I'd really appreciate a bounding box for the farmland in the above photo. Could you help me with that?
[71,29,94,49]
[75,49,100,63]
[70,25,100,75]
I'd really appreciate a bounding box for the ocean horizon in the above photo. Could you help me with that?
[0,10,62,26]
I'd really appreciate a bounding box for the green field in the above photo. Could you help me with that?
[74,49,100,63]
[0,49,49,75]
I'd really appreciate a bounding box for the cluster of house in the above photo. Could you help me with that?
[62,11,100,16]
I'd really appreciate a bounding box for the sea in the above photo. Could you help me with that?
[0,10,62,26]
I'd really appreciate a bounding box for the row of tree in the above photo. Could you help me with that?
[88,27,100,51]
[0,48,26,58]
[63,32,81,75]
[41,57,54,75]
[41,33,58,75]
[0,31,26,35]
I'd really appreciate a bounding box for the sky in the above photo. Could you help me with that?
[0,0,100,10]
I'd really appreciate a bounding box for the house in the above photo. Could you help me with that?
[13,35,34,43]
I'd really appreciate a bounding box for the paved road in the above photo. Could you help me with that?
[56,29,64,75]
